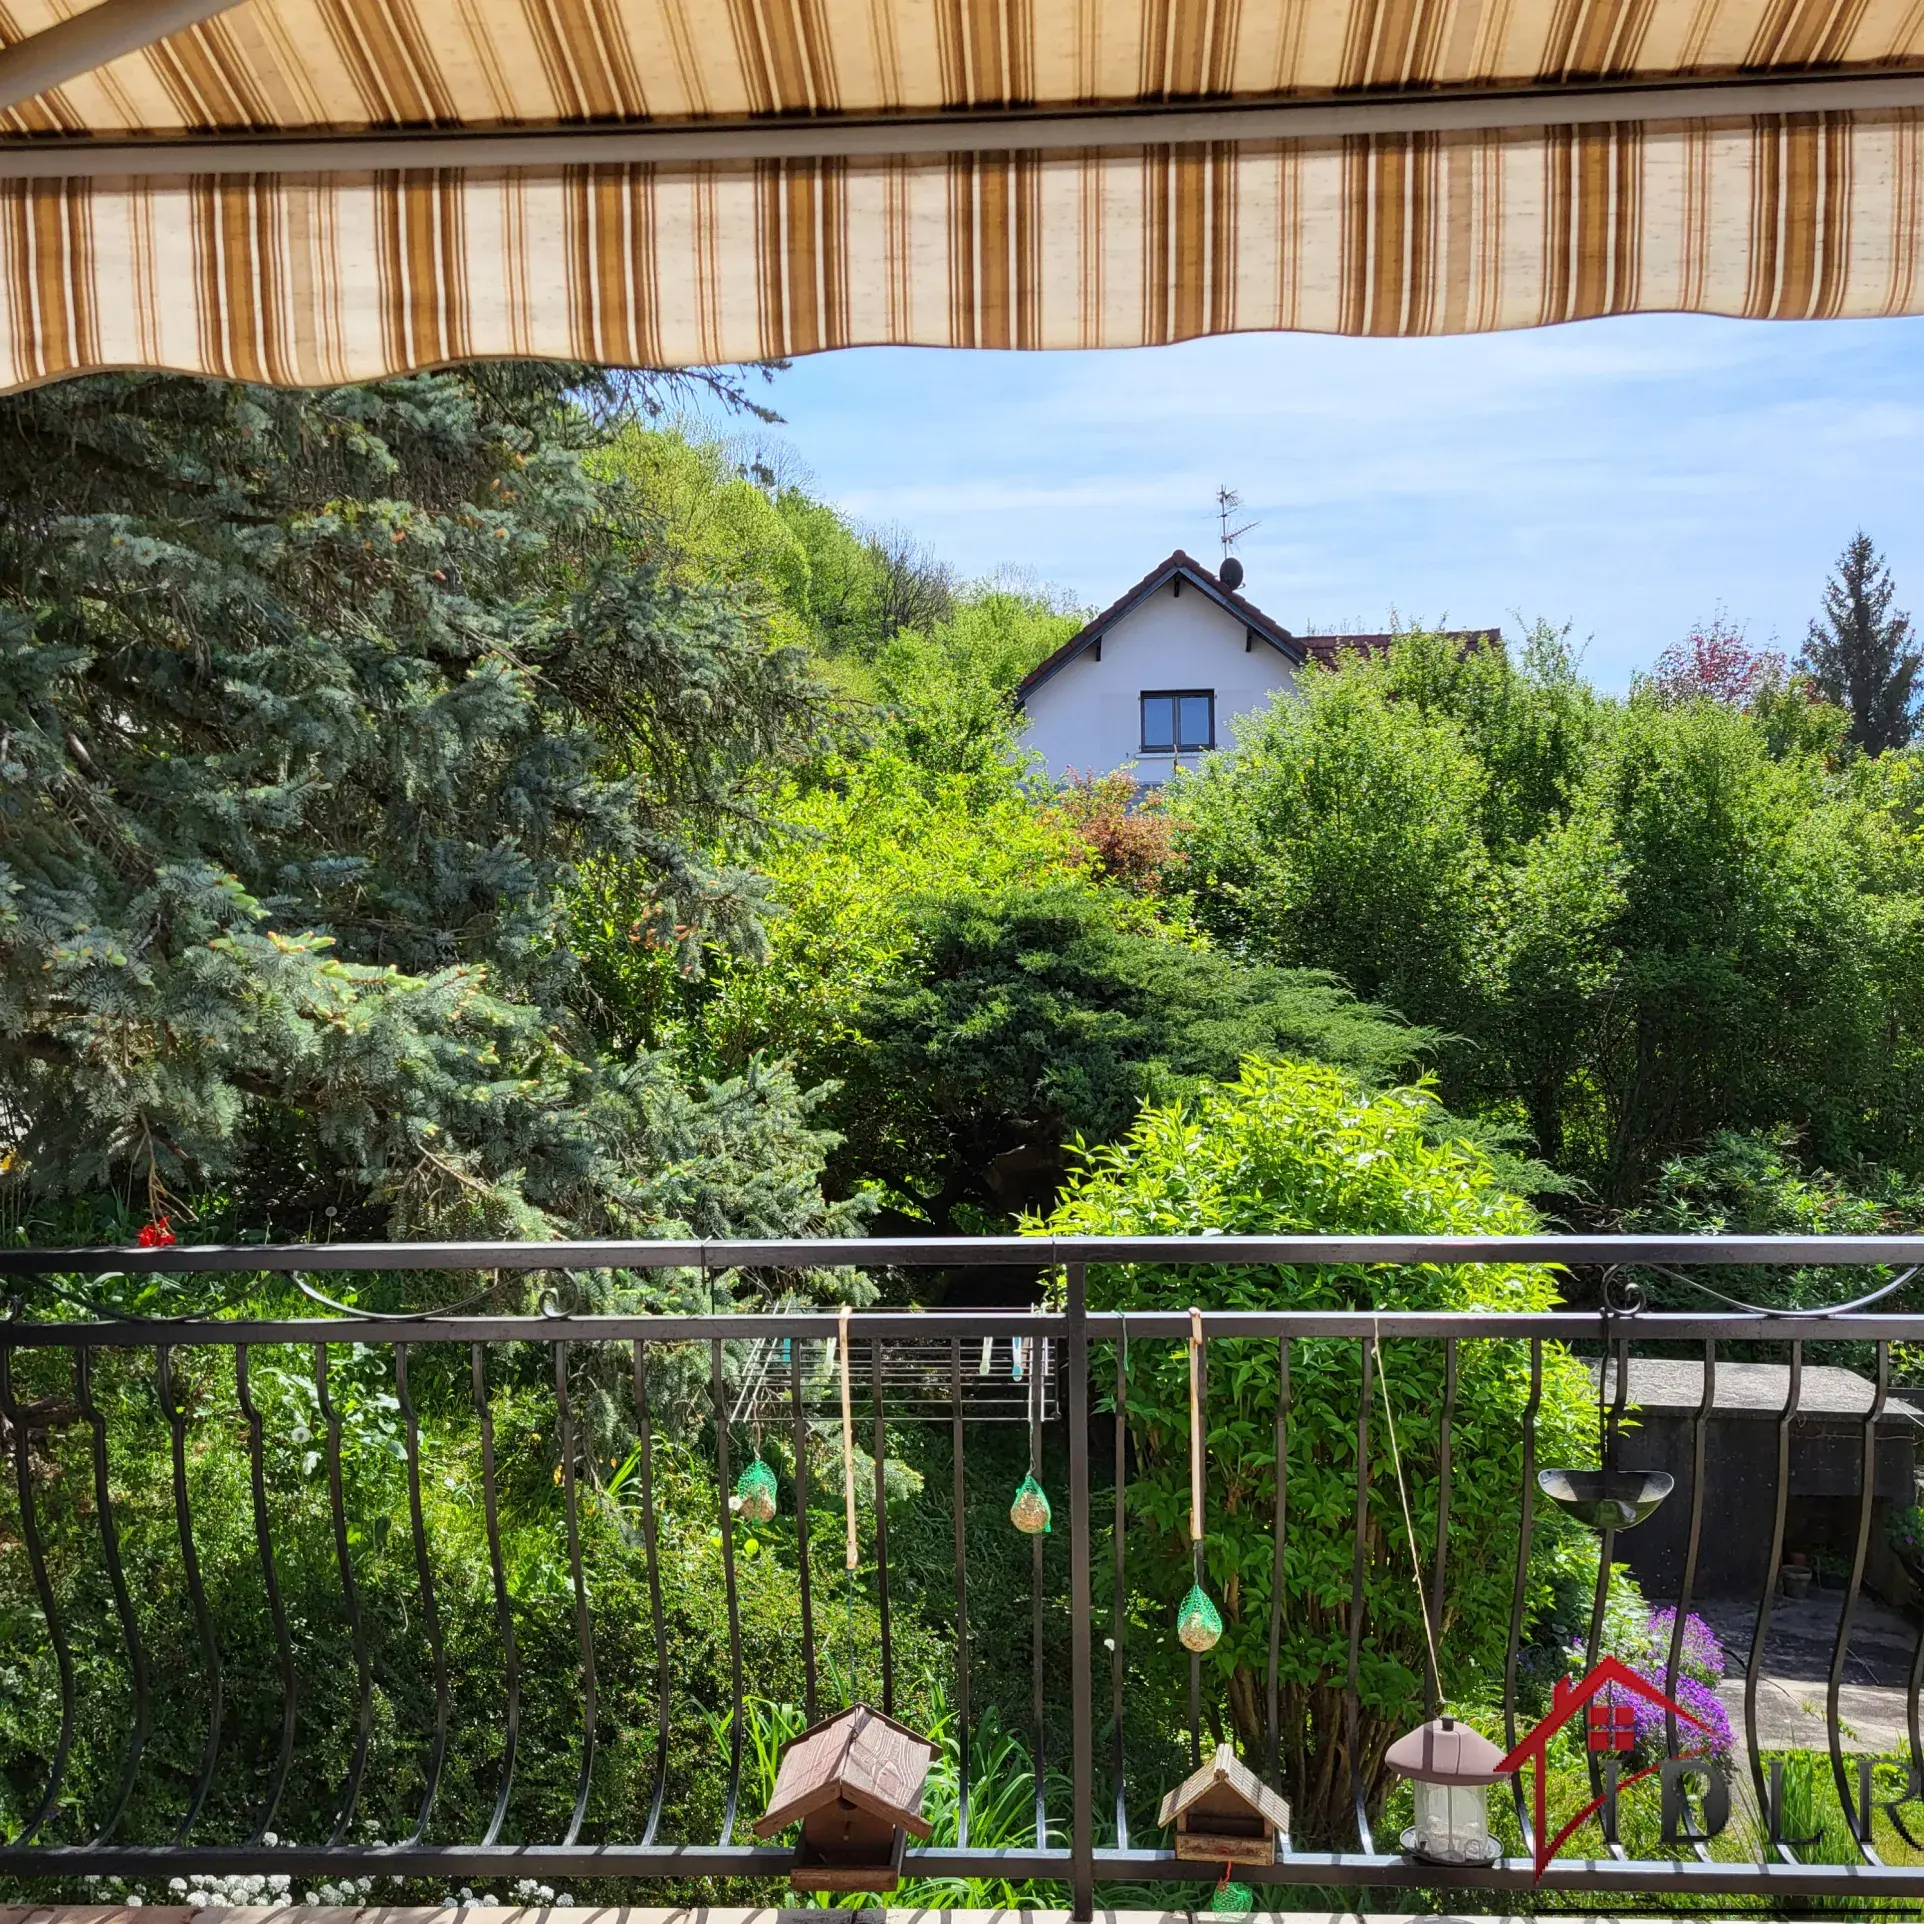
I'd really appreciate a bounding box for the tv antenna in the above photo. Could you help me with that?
[1215,486,1258,590]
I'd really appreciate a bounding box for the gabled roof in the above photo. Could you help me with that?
[1156,1743,1292,1832]
[1016,551,1304,703]
[753,1703,939,1840]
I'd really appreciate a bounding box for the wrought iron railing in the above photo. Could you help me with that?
[5,1233,1924,1911]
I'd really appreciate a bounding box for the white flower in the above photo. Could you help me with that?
[263,1832,279,1846]
[127,1897,143,1908]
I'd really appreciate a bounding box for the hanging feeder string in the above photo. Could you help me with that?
[1176,1309,1223,1652]
[1373,1315,1442,1705]
[1189,1308,1206,1550]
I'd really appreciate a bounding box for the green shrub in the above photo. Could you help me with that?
[1039,1055,1595,1845]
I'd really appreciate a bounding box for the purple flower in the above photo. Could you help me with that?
[1645,1608,1726,1684]
[1567,1605,1734,1762]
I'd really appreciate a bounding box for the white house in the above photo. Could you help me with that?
[1015,549,1494,784]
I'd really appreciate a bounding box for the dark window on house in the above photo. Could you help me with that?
[1141,690,1214,752]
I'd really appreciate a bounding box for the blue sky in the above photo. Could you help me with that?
[753,313,1924,692]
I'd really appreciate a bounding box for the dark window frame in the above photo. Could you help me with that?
[1140,687,1216,753]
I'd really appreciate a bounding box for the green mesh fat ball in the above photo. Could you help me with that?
[1210,1883,1254,1914]
[1177,1582,1223,1652]
[1010,1471,1052,1535]
[735,1457,778,1525]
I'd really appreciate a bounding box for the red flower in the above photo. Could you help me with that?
[136,1216,176,1248]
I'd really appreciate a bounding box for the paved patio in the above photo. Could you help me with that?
[1695,1591,1919,1751]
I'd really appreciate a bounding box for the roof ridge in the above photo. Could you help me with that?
[1015,549,1300,701]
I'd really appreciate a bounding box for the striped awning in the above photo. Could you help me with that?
[2,0,1924,386]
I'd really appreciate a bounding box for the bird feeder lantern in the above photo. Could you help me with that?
[1156,1743,1292,1865]
[1384,1715,1512,1867]
[751,1703,939,1892]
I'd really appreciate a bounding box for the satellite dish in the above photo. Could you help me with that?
[1219,556,1245,591]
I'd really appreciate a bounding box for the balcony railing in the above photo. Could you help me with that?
[5,1232,1924,1913]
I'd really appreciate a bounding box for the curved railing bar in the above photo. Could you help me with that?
[293,1273,509,1322]
[1426,1339,1456,1719]
[1639,1264,1921,1320]
[234,1345,296,1846]
[872,1335,895,1718]
[1663,1337,1715,1860]
[76,1345,148,1843]
[1347,1331,1375,1855]
[951,1336,972,1849]
[630,1340,670,1849]
[795,1337,818,1726]
[1505,1337,1542,1848]
[1910,1547,1924,1838]
[1267,1335,1288,1799]
[1,1342,76,1842]
[158,1344,223,1843]
[555,1340,598,1847]
[1829,1339,1890,1860]
[1583,1334,1631,1858]
[1033,1328,1051,1843]
[472,1342,520,1847]
[35,1273,263,1325]
[1747,1342,1803,1861]
[395,1345,451,1846]
[315,1342,373,1845]
[712,1337,746,1848]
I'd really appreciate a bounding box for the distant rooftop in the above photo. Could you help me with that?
[1299,629,1500,667]
[1015,549,1499,703]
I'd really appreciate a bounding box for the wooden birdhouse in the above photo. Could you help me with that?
[1157,1743,1292,1865]
[752,1703,939,1892]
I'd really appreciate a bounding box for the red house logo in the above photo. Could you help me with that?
[1496,1656,1714,1878]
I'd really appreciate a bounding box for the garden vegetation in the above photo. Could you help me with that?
[4,368,1923,1891]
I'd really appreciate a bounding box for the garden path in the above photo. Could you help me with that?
[1696,1593,1917,1752]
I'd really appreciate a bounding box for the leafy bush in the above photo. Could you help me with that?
[1172,630,1924,1200]
[836,886,1431,1231]
[1047,772,1187,896]
[1038,1055,1595,1844]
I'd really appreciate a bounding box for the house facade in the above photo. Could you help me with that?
[1015,549,1495,784]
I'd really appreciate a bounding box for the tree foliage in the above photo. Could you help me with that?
[0,369,852,1248]
[835,886,1430,1231]
[1641,614,1788,710]
[1800,530,1921,753]
[1173,629,1924,1200]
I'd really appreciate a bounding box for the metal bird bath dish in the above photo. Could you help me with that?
[1539,1329,1674,1531]
[1536,1465,1673,1531]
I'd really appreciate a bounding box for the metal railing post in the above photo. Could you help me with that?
[1066,1260,1095,1921]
